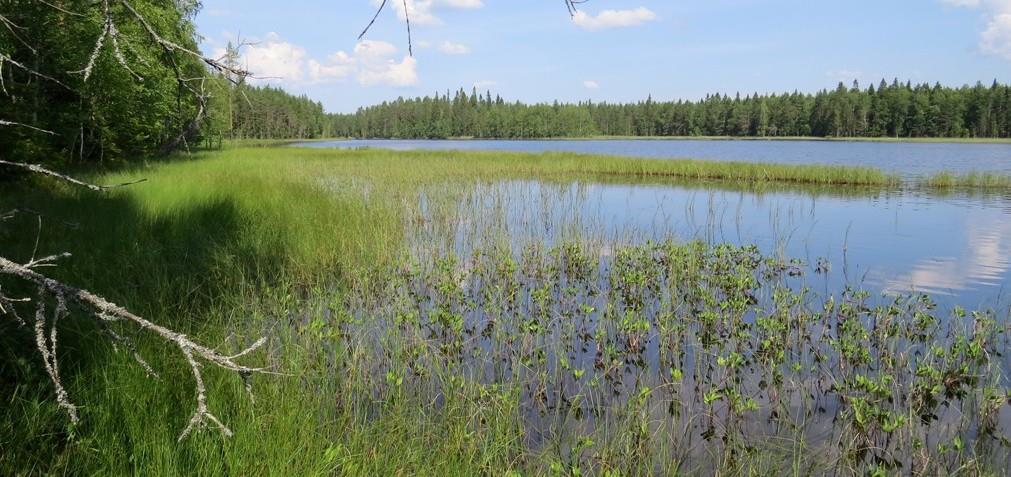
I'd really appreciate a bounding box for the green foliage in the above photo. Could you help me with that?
[331,80,1011,140]
[226,84,330,140]
[0,1,208,164]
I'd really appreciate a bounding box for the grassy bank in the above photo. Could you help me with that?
[262,147,898,186]
[413,135,1011,144]
[1,146,1007,475]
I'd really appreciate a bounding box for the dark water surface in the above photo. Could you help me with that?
[298,138,1011,178]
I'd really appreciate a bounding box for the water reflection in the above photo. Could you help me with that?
[298,138,1011,178]
[418,179,1011,309]
[878,212,1011,300]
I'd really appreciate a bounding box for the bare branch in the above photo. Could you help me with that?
[70,0,143,82]
[0,119,56,135]
[31,291,79,423]
[0,52,71,90]
[0,160,147,191]
[358,0,389,42]
[0,254,272,439]
[564,0,590,16]
[402,0,410,55]
[358,0,412,56]
[0,13,36,53]
[119,0,249,83]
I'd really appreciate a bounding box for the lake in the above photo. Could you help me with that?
[298,139,1011,309]
[405,180,1011,310]
[301,142,1011,469]
[298,138,1011,178]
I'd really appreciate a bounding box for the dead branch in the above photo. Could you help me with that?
[0,254,271,440]
[0,160,147,191]
[0,119,56,135]
[358,1,587,55]
[358,0,412,56]
[0,51,71,90]
[118,0,249,83]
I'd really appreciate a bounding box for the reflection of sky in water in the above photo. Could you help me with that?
[435,180,1011,310]
[300,139,1011,178]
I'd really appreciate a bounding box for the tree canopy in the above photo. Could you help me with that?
[330,80,1011,140]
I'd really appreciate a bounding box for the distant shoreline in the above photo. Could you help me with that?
[324,136,1011,145]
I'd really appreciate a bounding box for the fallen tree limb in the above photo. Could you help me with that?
[0,160,147,191]
[0,254,271,440]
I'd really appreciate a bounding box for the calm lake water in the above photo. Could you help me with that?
[312,140,1011,462]
[298,138,1011,178]
[411,180,1011,310]
[298,139,1011,310]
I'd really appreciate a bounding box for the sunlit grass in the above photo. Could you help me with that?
[924,171,1011,190]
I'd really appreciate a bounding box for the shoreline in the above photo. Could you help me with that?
[316,135,1011,145]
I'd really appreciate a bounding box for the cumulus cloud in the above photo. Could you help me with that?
[355,40,419,86]
[981,13,1011,59]
[377,0,484,26]
[583,80,600,89]
[219,34,418,87]
[945,0,1011,59]
[572,7,656,31]
[438,40,471,54]
[225,33,308,82]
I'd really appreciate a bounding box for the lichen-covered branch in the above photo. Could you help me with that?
[0,254,270,440]
[0,159,146,191]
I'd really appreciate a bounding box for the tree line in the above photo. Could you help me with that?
[330,80,1011,139]
[5,0,1011,168]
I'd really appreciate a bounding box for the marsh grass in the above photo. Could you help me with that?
[1,146,1008,475]
[925,171,1011,190]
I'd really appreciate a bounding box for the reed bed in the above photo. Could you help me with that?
[925,171,1011,190]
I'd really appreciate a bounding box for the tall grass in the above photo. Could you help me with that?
[924,171,1011,190]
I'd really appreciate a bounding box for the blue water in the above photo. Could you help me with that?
[298,138,1011,309]
[411,179,1011,310]
[297,138,1011,178]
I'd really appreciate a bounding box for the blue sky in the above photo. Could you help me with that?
[196,0,1011,113]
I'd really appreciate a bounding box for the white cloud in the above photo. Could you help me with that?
[355,40,419,86]
[377,0,484,26]
[473,80,497,89]
[234,33,308,81]
[583,80,600,89]
[572,7,657,31]
[308,51,356,82]
[223,34,418,87]
[945,0,1011,59]
[981,13,1011,59]
[438,40,471,54]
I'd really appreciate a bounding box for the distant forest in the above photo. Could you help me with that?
[322,80,1011,140]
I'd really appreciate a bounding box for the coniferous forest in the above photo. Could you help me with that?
[329,80,1011,140]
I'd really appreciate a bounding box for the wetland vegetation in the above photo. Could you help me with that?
[3,2,1011,475]
[3,146,1009,475]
